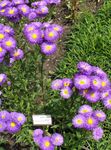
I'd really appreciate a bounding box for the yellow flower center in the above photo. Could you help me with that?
[9,9,14,14]
[5,29,10,33]
[54,27,59,31]
[2,3,6,7]
[14,51,19,57]
[45,141,50,147]
[102,81,106,87]
[0,77,3,82]
[105,92,109,97]
[83,89,88,95]
[91,93,95,98]
[11,122,16,127]
[82,109,88,113]
[0,124,2,128]
[93,80,97,85]
[0,47,2,52]
[64,82,69,87]
[79,80,85,85]
[0,33,4,39]
[108,99,111,104]
[49,32,54,37]
[77,119,82,124]
[88,118,93,125]
[63,89,68,95]
[1,115,5,119]
[18,117,22,121]
[96,113,102,117]
[42,8,45,13]
[46,45,52,51]
[55,137,59,142]
[32,33,37,39]
[21,7,26,13]
[6,41,12,46]
[0,9,5,13]
[28,27,34,31]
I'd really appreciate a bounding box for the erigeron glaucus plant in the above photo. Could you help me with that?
[0,0,61,22]
[33,128,64,150]
[72,105,105,141]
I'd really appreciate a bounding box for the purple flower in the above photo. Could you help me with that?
[52,24,63,36]
[33,135,43,146]
[18,4,30,17]
[62,78,73,88]
[27,9,37,21]
[0,44,6,58]
[0,121,6,132]
[7,81,11,86]
[92,66,107,79]
[2,36,17,52]
[101,78,110,90]
[91,76,102,90]
[13,113,26,125]
[40,136,55,150]
[92,127,103,141]
[23,24,36,34]
[7,121,21,133]
[0,8,6,16]
[26,30,42,44]
[0,31,6,42]
[100,89,111,100]
[41,42,57,55]
[51,133,63,146]
[44,28,59,42]
[33,129,44,137]
[93,110,106,122]
[77,62,92,75]
[12,0,25,5]
[85,116,98,130]
[85,90,100,103]
[43,22,51,28]
[3,25,15,36]
[0,74,7,86]
[36,6,49,16]
[74,75,90,90]
[0,0,11,8]
[78,105,93,116]
[46,0,61,5]
[5,7,18,17]
[103,96,111,109]
[72,114,85,128]
[51,79,63,90]
[60,87,73,99]
[11,49,24,60]
[0,110,10,121]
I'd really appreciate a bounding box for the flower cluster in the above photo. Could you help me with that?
[51,78,74,99]
[0,110,26,133]
[74,62,111,109]
[23,22,63,55]
[33,128,64,150]
[72,105,105,141]
[0,0,61,22]
[0,23,24,65]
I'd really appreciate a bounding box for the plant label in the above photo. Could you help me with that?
[32,115,52,126]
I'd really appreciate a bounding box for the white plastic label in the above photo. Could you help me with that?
[32,115,52,126]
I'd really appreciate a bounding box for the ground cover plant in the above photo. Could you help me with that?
[1,0,111,150]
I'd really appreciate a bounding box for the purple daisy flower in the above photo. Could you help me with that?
[62,78,73,88]
[103,96,111,109]
[13,113,26,125]
[23,24,36,34]
[92,127,103,141]
[42,22,51,28]
[33,135,43,146]
[100,89,111,100]
[36,6,49,16]
[40,136,55,150]
[27,9,37,21]
[32,1,47,7]
[93,110,106,122]
[101,78,110,90]
[0,0,11,8]
[33,129,44,137]
[7,121,21,133]
[51,79,63,90]
[72,114,85,128]
[0,74,7,86]
[85,116,98,130]
[0,31,6,42]
[85,90,100,103]
[10,49,24,60]
[0,8,6,16]
[12,0,25,5]
[46,0,61,5]
[92,66,107,79]
[44,28,59,42]
[18,4,30,17]
[0,110,10,121]
[31,22,42,29]
[52,24,63,36]
[77,62,92,75]
[26,30,42,44]
[0,44,6,58]
[0,121,6,132]
[3,25,15,36]
[40,42,57,55]
[78,104,93,116]
[60,87,73,99]
[5,7,18,17]
[91,76,102,90]
[74,75,90,90]
[51,133,63,146]
[2,36,17,52]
